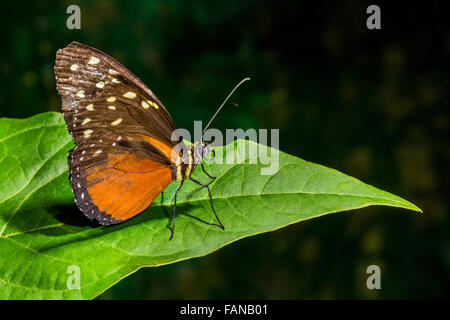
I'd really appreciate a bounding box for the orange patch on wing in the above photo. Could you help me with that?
[113,153,163,173]
[86,152,172,221]
[138,134,180,163]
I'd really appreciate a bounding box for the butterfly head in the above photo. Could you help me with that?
[194,141,215,164]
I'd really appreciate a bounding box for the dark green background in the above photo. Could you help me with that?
[1,0,448,299]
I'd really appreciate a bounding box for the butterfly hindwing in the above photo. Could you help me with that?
[68,140,173,224]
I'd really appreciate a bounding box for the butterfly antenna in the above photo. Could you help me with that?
[202,77,251,138]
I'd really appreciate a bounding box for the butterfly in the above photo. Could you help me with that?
[55,41,249,239]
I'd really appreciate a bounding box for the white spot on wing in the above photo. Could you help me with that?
[96,81,105,88]
[70,64,79,71]
[123,91,136,99]
[81,118,91,125]
[108,105,116,110]
[147,100,159,109]
[107,97,116,102]
[88,56,100,64]
[111,118,123,126]
[86,104,94,111]
[84,129,93,138]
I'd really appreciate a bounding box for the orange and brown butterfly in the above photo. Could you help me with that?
[55,42,249,239]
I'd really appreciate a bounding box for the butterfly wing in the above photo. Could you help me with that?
[55,41,179,146]
[55,42,180,224]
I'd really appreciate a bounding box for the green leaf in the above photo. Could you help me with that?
[0,112,421,299]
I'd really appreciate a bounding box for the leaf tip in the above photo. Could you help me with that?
[403,201,423,214]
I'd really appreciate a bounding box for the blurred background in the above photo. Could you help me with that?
[1,0,449,299]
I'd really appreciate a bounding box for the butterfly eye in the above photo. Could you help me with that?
[204,148,215,163]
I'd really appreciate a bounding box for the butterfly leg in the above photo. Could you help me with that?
[201,163,216,187]
[170,179,185,241]
[188,177,225,230]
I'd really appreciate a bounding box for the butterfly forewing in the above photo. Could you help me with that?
[55,42,180,224]
[55,41,178,146]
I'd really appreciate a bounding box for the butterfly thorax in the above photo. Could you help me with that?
[172,142,210,181]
